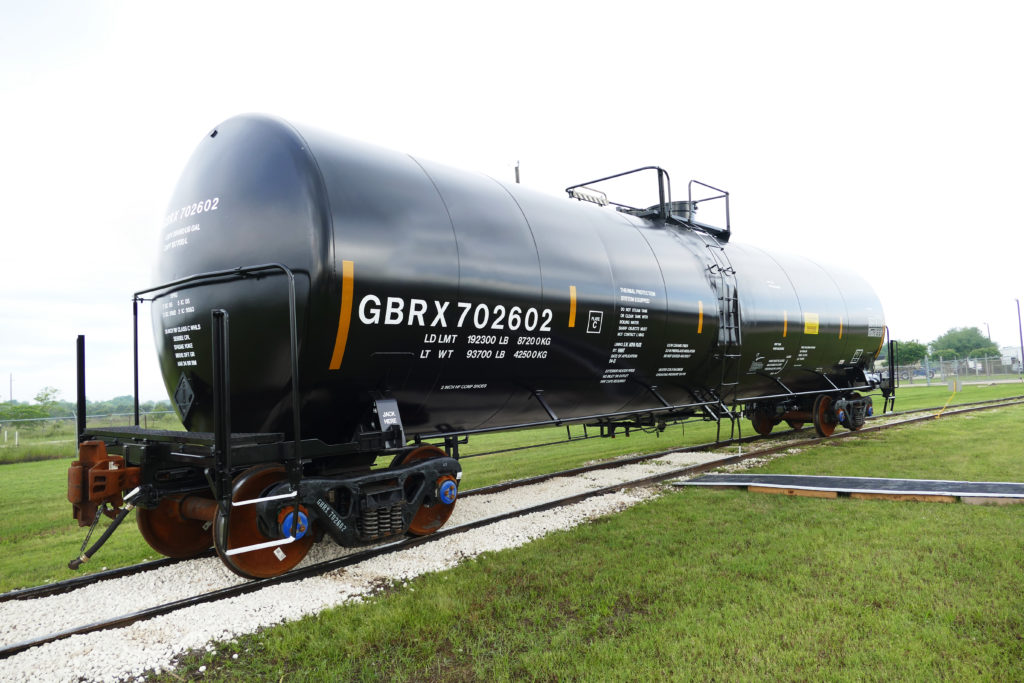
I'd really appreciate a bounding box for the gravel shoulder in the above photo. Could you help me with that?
[1,450,725,683]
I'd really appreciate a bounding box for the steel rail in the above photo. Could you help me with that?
[5,394,1022,607]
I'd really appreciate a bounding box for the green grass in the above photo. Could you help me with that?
[880,379,1022,412]
[0,459,163,591]
[159,403,1024,682]
[757,406,1024,482]
[0,412,183,465]
[455,381,1024,488]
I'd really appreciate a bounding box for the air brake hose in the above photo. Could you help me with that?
[68,488,142,570]
[68,504,134,570]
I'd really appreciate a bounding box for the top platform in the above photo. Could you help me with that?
[83,425,284,447]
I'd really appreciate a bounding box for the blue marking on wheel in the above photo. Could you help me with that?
[280,510,309,540]
[438,479,458,505]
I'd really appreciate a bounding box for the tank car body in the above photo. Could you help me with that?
[67,114,891,578]
[154,114,885,440]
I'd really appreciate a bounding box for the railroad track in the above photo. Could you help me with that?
[4,394,1020,609]
[10,394,1018,606]
[3,395,1022,662]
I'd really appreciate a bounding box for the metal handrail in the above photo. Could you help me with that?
[687,179,731,238]
[565,166,672,220]
[130,263,304,458]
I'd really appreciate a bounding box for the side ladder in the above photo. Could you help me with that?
[694,228,742,392]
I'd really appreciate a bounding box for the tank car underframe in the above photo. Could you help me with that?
[740,369,883,438]
[67,427,462,578]
[67,273,466,579]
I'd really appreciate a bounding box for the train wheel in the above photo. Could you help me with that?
[785,420,805,430]
[749,411,775,436]
[812,395,837,437]
[213,465,314,579]
[397,445,458,536]
[136,494,214,559]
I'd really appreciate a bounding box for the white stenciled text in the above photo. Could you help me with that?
[357,295,553,333]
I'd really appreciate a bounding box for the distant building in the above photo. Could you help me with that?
[1002,346,1021,372]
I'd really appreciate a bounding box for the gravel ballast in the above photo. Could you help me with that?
[0,450,725,682]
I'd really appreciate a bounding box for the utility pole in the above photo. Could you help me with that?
[514,161,520,184]
[1017,299,1023,380]
[984,322,990,340]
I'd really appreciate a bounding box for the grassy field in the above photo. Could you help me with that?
[153,396,1024,681]
[1,382,1022,594]
[0,412,182,465]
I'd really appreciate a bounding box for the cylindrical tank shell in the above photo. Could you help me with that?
[154,115,885,443]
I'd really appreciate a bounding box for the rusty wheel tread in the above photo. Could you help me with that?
[399,445,458,536]
[213,465,315,579]
[813,394,837,437]
[136,494,214,559]
[750,411,775,436]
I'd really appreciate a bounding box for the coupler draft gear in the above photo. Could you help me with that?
[68,440,141,526]
[67,440,143,570]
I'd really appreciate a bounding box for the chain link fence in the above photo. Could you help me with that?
[891,355,1021,383]
[0,411,179,455]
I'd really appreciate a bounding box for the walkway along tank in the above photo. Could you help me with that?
[66,114,894,579]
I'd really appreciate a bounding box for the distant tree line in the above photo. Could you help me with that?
[881,326,1002,366]
[0,387,171,422]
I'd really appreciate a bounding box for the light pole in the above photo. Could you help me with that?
[1017,299,1023,380]
[984,322,990,340]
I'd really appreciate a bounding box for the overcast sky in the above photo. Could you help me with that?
[1,1,1021,404]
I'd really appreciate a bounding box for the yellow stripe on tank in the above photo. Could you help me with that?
[569,285,577,328]
[329,260,355,370]
[698,300,704,334]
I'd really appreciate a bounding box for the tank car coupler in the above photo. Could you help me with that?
[67,441,141,527]
[66,441,144,569]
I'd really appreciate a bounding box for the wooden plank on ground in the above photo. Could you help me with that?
[748,486,837,499]
[849,492,956,503]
